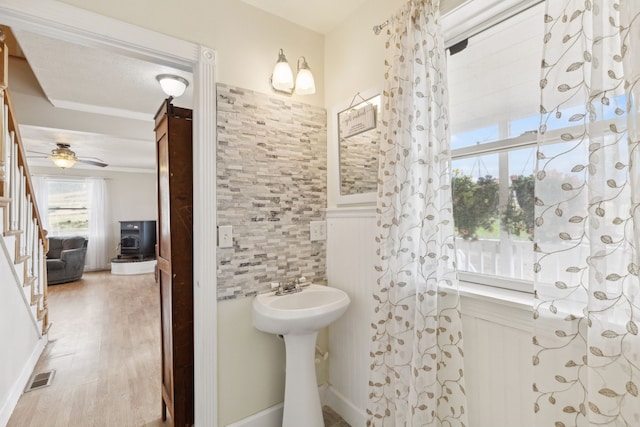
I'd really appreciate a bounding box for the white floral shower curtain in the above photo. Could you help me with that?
[368,1,467,425]
[534,1,640,425]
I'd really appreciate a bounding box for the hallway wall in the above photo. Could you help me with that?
[0,235,44,426]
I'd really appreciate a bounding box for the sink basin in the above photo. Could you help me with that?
[252,284,350,427]
[252,284,350,335]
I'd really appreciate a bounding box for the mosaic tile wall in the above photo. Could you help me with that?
[339,128,379,195]
[216,84,327,300]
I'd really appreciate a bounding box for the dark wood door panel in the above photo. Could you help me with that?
[154,99,194,427]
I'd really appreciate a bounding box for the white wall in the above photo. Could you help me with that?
[59,0,325,108]
[217,297,286,426]
[29,166,156,266]
[0,235,44,426]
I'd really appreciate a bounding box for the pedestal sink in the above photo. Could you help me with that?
[252,284,350,427]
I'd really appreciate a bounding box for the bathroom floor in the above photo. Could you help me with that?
[323,405,351,427]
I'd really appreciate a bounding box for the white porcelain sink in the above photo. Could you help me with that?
[252,284,350,335]
[252,284,350,427]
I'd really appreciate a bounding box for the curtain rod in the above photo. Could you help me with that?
[372,20,388,35]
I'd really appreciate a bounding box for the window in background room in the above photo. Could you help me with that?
[447,3,544,292]
[46,179,89,237]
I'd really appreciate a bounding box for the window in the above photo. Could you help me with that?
[46,179,89,237]
[447,3,544,292]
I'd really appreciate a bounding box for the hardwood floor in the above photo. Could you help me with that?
[8,271,351,427]
[8,271,169,427]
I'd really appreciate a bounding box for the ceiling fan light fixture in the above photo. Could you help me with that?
[156,74,189,98]
[49,144,78,169]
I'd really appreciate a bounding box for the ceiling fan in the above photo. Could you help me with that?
[28,143,108,169]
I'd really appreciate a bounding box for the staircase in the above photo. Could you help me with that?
[0,41,49,336]
[0,32,50,426]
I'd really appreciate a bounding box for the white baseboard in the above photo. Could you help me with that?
[110,259,157,275]
[0,335,48,427]
[225,402,283,427]
[322,385,366,427]
[225,384,364,427]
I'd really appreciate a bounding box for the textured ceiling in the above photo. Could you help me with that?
[21,126,155,172]
[11,29,193,172]
[14,30,193,120]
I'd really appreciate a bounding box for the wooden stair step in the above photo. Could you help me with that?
[32,292,42,307]
[15,254,30,264]
[42,320,52,336]
[24,276,37,288]
[5,228,23,237]
[0,196,10,207]
[38,306,48,321]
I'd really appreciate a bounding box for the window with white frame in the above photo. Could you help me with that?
[447,3,544,292]
[46,178,89,237]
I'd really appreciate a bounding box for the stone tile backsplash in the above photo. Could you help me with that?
[216,84,327,300]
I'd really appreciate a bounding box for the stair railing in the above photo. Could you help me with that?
[0,35,49,335]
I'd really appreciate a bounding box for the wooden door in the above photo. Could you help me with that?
[154,99,194,427]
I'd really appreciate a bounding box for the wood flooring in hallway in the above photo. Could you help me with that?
[8,271,167,427]
[8,271,350,427]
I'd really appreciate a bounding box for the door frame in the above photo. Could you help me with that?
[0,1,218,425]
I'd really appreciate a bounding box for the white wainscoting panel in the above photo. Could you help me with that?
[326,207,534,427]
[326,208,377,427]
[461,296,534,427]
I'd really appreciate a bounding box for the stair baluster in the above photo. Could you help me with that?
[0,36,50,335]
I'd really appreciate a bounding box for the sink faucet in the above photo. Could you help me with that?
[272,276,307,296]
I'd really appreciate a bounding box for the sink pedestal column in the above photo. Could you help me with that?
[282,332,323,427]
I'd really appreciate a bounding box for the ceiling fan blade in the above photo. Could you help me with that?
[77,158,108,168]
[26,150,53,156]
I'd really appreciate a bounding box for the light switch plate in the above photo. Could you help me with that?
[310,221,326,241]
[218,225,233,248]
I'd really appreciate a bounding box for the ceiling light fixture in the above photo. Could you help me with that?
[49,144,77,169]
[270,49,316,96]
[156,74,189,98]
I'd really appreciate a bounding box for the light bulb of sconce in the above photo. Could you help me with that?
[295,57,316,95]
[271,49,294,93]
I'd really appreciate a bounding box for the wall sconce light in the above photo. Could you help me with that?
[156,74,189,98]
[270,49,316,96]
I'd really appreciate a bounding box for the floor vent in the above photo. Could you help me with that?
[25,370,55,392]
